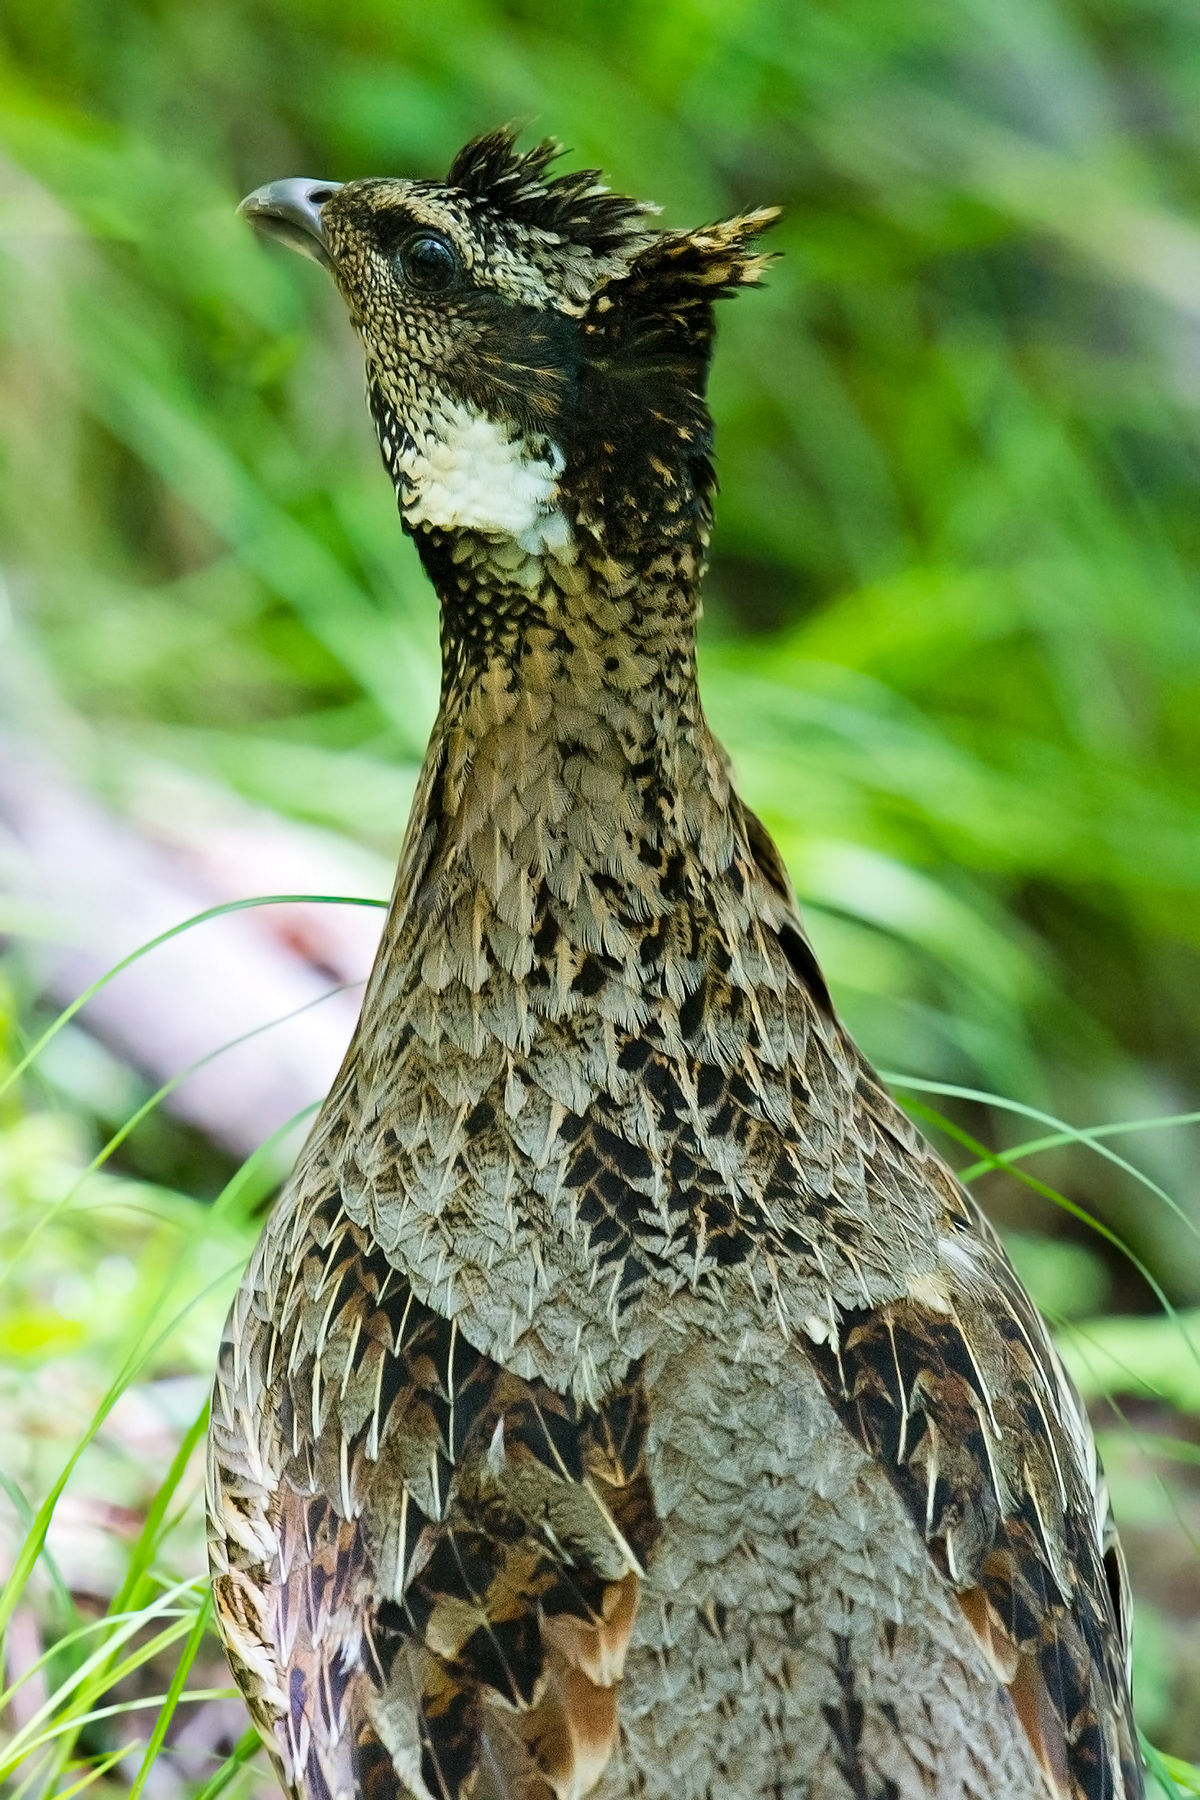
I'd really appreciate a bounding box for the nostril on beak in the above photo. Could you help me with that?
[238,177,343,269]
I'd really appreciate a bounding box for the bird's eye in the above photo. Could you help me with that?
[397,232,459,293]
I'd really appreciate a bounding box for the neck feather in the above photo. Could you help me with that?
[299,501,849,1388]
[393,530,729,958]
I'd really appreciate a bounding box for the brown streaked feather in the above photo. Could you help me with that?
[213,128,1144,1800]
[213,1195,658,1800]
[805,1190,1141,1800]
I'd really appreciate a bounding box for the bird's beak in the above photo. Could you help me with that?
[238,178,343,269]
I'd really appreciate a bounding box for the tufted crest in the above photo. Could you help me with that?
[445,128,660,258]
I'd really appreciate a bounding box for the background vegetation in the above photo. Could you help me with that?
[4,0,1200,1791]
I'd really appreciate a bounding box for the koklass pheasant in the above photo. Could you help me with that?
[209,132,1143,1800]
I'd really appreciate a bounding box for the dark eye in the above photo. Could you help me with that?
[397,231,459,293]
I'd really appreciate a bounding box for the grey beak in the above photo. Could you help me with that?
[238,178,343,268]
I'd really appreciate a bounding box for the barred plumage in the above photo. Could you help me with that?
[209,132,1143,1800]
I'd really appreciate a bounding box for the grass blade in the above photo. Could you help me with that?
[0,1257,241,1642]
[884,1074,1200,1249]
[126,1592,213,1800]
[1143,1735,1200,1794]
[0,893,386,1104]
[111,1401,209,1618]
[190,1727,262,1800]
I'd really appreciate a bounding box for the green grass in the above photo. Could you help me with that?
[0,1007,256,1798]
[5,0,1200,1784]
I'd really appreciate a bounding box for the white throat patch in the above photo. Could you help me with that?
[393,401,571,557]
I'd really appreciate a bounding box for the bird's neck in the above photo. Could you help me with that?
[411,483,714,746]
[305,530,832,1386]
[367,525,744,1027]
[402,522,726,900]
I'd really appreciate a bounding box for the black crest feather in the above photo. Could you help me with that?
[446,128,658,258]
[585,211,781,378]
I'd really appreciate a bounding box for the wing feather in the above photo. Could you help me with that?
[805,1187,1141,1800]
[213,1190,659,1800]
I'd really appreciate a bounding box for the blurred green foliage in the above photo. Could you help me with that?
[5,0,1200,1775]
[4,5,1200,1243]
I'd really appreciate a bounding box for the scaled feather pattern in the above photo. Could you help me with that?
[210,131,1144,1800]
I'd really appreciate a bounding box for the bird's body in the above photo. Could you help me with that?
[208,135,1143,1800]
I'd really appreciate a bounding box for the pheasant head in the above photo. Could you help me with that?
[241,131,777,619]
